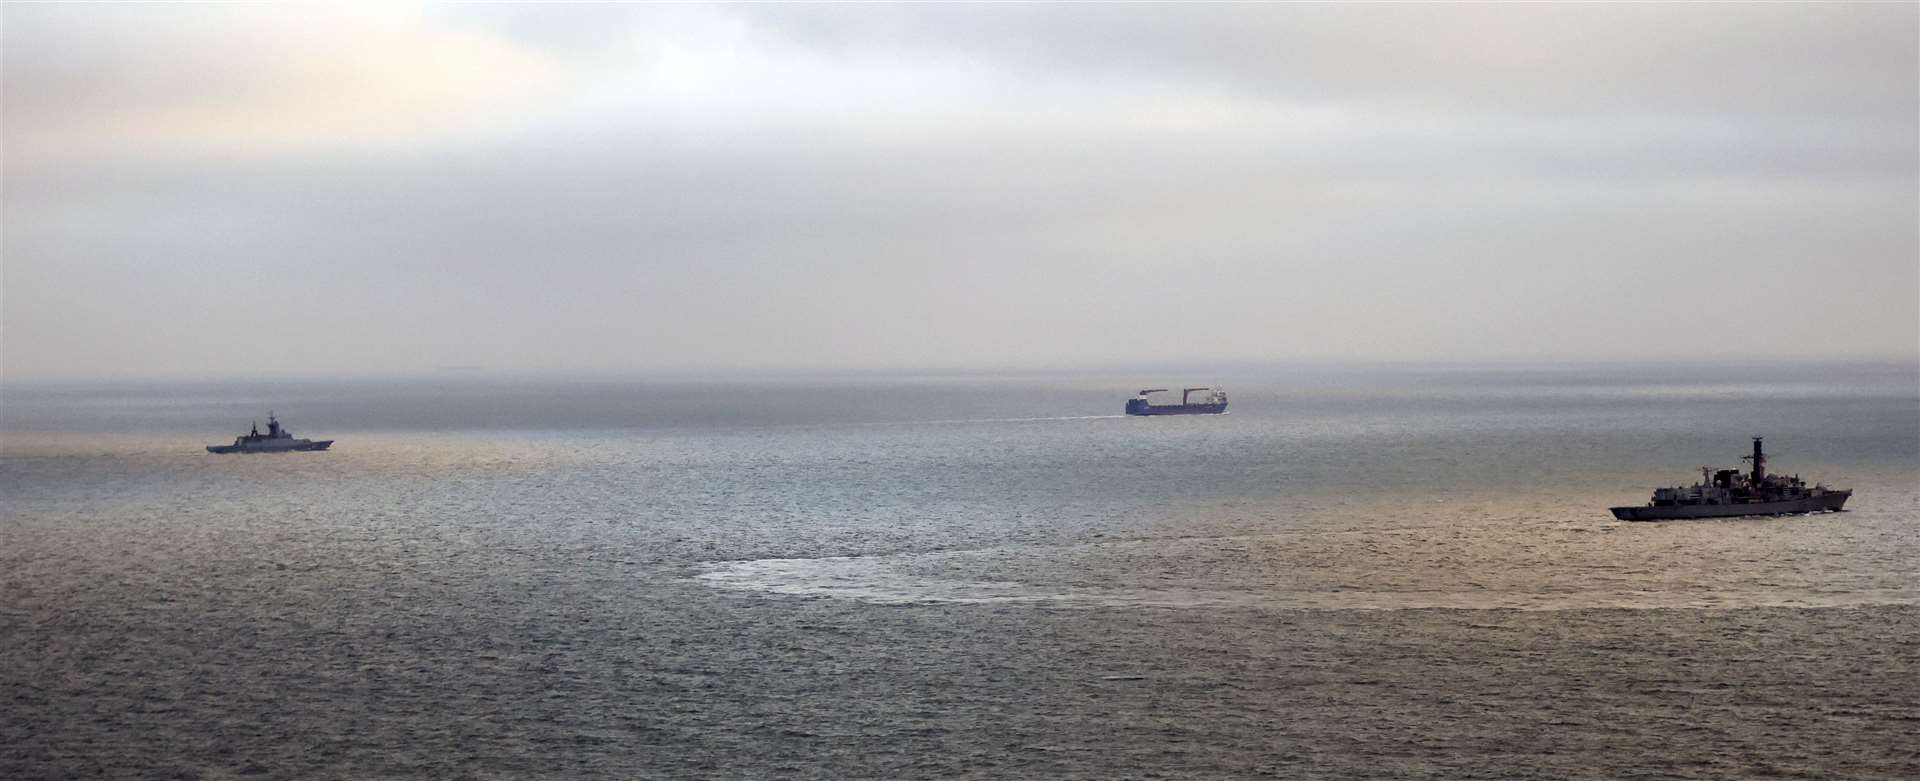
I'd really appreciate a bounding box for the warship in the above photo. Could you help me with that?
[206,413,333,454]
[1610,437,1848,521]
[1125,387,1227,416]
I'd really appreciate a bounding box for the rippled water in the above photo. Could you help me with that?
[3,364,1917,778]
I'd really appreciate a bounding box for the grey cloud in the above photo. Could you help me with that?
[2,3,1914,379]
[2,4,566,165]
[735,3,1917,118]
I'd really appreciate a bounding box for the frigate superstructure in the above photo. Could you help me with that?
[1610,437,1847,521]
[206,413,333,454]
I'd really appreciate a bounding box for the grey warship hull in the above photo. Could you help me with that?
[1610,490,1849,521]
[206,440,332,454]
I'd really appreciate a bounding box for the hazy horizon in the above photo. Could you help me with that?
[4,3,1917,381]
[3,355,1918,388]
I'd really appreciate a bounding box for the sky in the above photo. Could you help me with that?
[2,2,1916,380]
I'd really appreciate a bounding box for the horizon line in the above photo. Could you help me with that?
[4,355,1917,387]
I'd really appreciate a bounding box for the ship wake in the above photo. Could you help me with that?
[694,533,1920,612]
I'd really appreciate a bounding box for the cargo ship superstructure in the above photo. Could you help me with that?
[1610,437,1848,521]
[1125,387,1227,416]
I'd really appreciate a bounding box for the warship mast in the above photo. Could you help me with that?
[1744,436,1766,484]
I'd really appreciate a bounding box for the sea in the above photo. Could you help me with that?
[3,362,1917,779]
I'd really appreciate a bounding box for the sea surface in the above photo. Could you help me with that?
[3,363,1918,779]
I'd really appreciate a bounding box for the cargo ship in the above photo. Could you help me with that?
[1125,387,1227,416]
[1610,437,1848,521]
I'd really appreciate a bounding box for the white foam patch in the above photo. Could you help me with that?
[693,547,1920,611]
[697,554,1113,604]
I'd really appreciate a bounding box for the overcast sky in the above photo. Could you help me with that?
[3,3,1916,380]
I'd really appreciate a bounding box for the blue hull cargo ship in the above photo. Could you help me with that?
[1125,387,1227,416]
[1610,437,1849,521]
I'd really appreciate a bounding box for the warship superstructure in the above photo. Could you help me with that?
[1610,437,1848,521]
[206,413,333,454]
[1125,387,1227,416]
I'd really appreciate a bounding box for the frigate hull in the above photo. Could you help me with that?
[206,439,333,454]
[1610,491,1849,521]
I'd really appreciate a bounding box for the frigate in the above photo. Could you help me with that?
[1610,437,1848,521]
[1125,387,1228,416]
[206,413,333,454]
